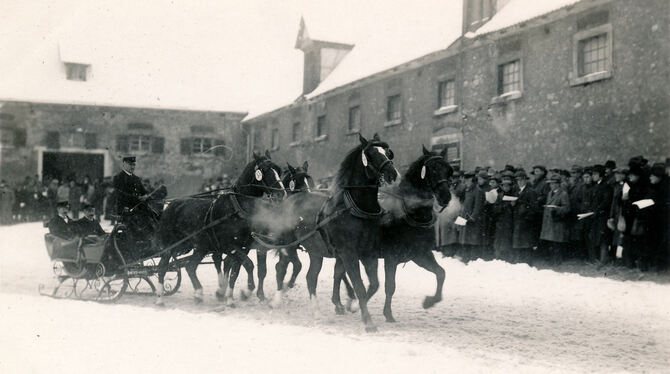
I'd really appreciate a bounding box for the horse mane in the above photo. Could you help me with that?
[235,158,260,188]
[400,154,432,194]
[331,144,365,193]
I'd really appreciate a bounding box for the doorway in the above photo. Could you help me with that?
[42,152,104,183]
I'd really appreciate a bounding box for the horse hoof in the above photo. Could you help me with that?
[270,291,283,309]
[287,281,296,289]
[240,289,250,301]
[194,289,204,304]
[257,291,265,301]
[385,315,397,323]
[422,296,441,309]
[334,305,345,315]
[155,297,165,307]
[215,290,226,302]
[226,298,236,308]
[346,298,359,313]
[365,324,378,333]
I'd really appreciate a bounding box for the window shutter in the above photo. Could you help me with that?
[84,133,97,149]
[214,139,226,156]
[13,128,27,147]
[46,131,60,149]
[116,135,129,152]
[152,136,165,154]
[497,66,504,95]
[180,138,191,155]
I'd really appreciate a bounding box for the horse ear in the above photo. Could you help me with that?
[252,151,260,160]
[422,145,431,156]
[358,133,368,146]
[302,160,309,171]
[440,147,448,158]
[265,150,272,159]
[372,133,381,141]
[287,163,296,175]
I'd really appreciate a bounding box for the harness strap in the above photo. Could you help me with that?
[343,190,384,219]
[400,198,437,228]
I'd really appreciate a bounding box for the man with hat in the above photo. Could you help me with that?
[589,164,614,265]
[608,167,629,264]
[492,178,515,261]
[512,170,538,264]
[540,174,571,265]
[113,156,149,215]
[458,171,486,262]
[47,200,76,239]
[643,163,670,271]
[73,203,106,237]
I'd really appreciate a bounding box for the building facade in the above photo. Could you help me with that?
[244,0,669,181]
[0,101,246,195]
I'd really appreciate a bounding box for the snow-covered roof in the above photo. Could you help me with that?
[473,0,583,36]
[247,0,464,119]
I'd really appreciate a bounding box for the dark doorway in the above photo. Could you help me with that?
[43,152,104,183]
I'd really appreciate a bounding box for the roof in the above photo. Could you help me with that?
[246,0,464,119]
[0,0,306,114]
[473,0,583,36]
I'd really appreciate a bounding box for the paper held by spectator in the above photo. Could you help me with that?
[622,182,630,196]
[485,189,498,204]
[544,204,559,208]
[454,216,468,226]
[577,212,594,220]
[633,199,655,209]
[502,195,518,202]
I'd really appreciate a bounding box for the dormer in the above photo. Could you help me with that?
[295,17,354,95]
[463,0,508,34]
[59,42,91,82]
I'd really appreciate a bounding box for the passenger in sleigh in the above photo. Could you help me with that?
[46,200,77,239]
[73,203,106,238]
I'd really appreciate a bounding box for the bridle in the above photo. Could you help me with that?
[362,143,395,181]
[421,156,452,195]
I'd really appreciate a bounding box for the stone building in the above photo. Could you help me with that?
[244,0,670,181]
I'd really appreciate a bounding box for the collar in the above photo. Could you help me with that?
[123,169,133,176]
[519,185,526,192]
[59,214,69,221]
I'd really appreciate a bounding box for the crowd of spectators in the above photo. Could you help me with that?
[437,156,670,273]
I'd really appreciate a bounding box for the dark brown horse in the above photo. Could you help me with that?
[331,146,453,321]
[271,134,398,331]
[154,150,285,304]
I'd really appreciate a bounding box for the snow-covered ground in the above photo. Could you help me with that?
[1,223,669,373]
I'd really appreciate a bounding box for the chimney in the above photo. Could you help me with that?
[463,0,506,35]
[295,17,354,95]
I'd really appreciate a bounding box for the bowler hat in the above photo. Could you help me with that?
[463,171,475,178]
[548,174,561,183]
[122,156,136,163]
[651,163,665,177]
[56,200,69,208]
[477,171,489,179]
[592,164,606,176]
[532,165,547,175]
[514,171,528,180]
[605,160,616,169]
[82,202,94,210]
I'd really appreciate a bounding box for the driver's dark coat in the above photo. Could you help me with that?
[112,170,147,214]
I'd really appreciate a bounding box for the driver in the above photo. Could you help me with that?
[113,156,157,236]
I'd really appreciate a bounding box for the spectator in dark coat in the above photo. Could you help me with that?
[604,160,617,186]
[643,163,670,271]
[512,171,538,264]
[570,168,595,259]
[622,165,648,269]
[492,179,515,261]
[608,168,628,263]
[540,175,571,265]
[459,172,485,262]
[589,165,614,265]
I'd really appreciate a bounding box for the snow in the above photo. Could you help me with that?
[2,222,670,373]
[474,0,583,36]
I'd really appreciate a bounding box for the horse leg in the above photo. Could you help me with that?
[340,253,377,332]
[231,250,254,301]
[212,252,227,302]
[256,249,267,301]
[184,250,205,303]
[286,246,302,288]
[305,253,323,318]
[412,250,446,309]
[222,255,238,306]
[275,250,289,291]
[383,258,399,322]
[155,253,171,306]
[331,257,346,315]
[361,255,379,301]
[342,273,358,312]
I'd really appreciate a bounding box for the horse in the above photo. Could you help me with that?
[331,146,453,321]
[269,133,398,332]
[154,150,285,305]
[221,160,314,301]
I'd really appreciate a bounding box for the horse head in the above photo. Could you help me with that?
[402,145,453,207]
[237,150,286,198]
[284,161,314,193]
[356,133,399,186]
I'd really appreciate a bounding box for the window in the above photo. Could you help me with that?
[129,135,152,152]
[431,141,461,168]
[46,131,60,149]
[180,137,223,155]
[571,24,612,86]
[271,129,279,149]
[498,60,521,95]
[152,137,165,154]
[65,63,89,81]
[438,80,456,108]
[191,137,213,154]
[292,122,302,143]
[0,128,27,147]
[13,128,26,147]
[316,115,327,138]
[348,106,361,132]
[386,94,401,123]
